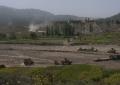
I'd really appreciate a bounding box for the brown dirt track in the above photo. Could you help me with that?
[0,44,120,69]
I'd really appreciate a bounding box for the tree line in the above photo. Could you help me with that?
[46,22,75,37]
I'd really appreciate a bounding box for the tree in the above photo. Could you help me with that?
[8,33,17,40]
[63,22,74,36]
[30,32,38,39]
[0,33,7,40]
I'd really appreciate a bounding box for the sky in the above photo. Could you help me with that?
[0,0,120,18]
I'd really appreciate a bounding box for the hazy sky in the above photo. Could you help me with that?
[0,0,120,18]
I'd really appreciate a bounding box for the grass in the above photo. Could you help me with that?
[74,32,120,45]
[0,32,120,45]
[0,38,66,45]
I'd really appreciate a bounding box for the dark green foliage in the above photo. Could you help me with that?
[46,22,74,37]
[62,22,74,36]
[0,65,103,85]
[8,33,17,40]
[0,33,7,40]
[0,32,120,45]
[1,64,120,85]
[30,32,38,39]
[0,73,33,85]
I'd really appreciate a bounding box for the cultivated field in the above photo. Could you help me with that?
[0,44,120,69]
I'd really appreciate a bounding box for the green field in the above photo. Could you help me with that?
[0,32,120,45]
[0,64,120,85]
[0,38,66,45]
[73,32,120,45]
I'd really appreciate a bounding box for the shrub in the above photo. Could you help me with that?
[104,73,120,85]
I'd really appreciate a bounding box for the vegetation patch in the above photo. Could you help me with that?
[0,64,120,85]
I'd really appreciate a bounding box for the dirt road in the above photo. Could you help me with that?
[0,44,120,69]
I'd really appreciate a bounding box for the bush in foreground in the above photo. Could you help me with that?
[0,64,120,85]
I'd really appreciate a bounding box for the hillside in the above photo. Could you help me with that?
[108,13,120,20]
[0,6,85,33]
[0,6,84,25]
[96,13,120,32]
[0,6,120,33]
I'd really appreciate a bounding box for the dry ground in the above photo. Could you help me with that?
[0,44,120,69]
